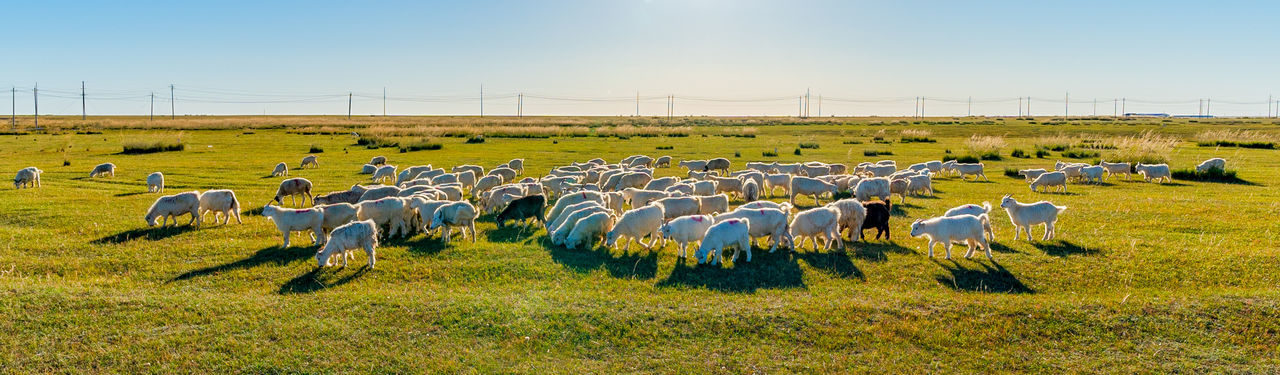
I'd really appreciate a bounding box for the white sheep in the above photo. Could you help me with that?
[605,204,665,251]
[826,199,867,242]
[1017,168,1048,182]
[888,178,910,203]
[359,164,377,174]
[854,177,891,202]
[272,178,313,206]
[1134,163,1172,183]
[742,179,760,202]
[548,201,606,234]
[999,194,1068,241]
[1196,158,1226,174]
[716,207,793,253]
[300,155,319,169]
[430,201,477,243]
[954,162,987,181]
[763,173,792,197]
[925,161,943,173]
[691,180,717,196]
[507,158,525,174]
[547,191,607,228]
[943,202,995,242]
[261,204,324,247]
[146,172,164,193]
[1098,160,1131,181]
[909,215,992,260]
[773,162,804,175]
[1079,165,1105,184]
[643,176,680,191]
[399,165,437,185]
[696,194,730,215]
[317,202,358,234]
[789,206,843,251]
[654,156,671,168]
[370,156,387,165]
[13,167,41,189]
[551,206,611,245]
[693,218,752,265]
[565,211,617,250]
[89,162,116,178]
[652,196,701,220]
[371,165,397,184]
[863,164,896,177]
[789,176,837,205]
[271,162,289,177]
[315,219,378,268]
[145,191,202,228]
[660,214,715,258]
[198,189,242,225]
[356,198,408,238]
[1029,171,1067,193]
[905,172,933,197]
[358,185,402,202]
[622,188,671,208]
[678,159,709,171]
[489,167,519,183]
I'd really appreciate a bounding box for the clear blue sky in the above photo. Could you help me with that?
[5,0,1278,116]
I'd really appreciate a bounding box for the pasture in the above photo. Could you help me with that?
[2,116,1279,372]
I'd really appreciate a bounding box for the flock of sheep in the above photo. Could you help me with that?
[10,149,1228,269]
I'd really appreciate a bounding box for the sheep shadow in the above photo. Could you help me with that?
[170,245,315,282]
[485,224,542,243]
[794,250,864,280]
[547,241,659,280]
[989,242,1020,254]
[848,240,915,262]
[889,203,913,217]
[655,248,805,293]
[1032,240,1092,257]
[113,191,150,197]
[242,206,266,216]
[92,225,198,244]
[392,234,449,256]
[933,259,1033,294]
[278,266,369,294]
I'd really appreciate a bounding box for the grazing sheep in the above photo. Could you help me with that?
[603,191,626,214]
[1059,164,1084,181]
[1000,194,1068,241]
[622,188,672,208]
[773,162,804,175]
[789,206,843,251]
[696,194,731,215]
[496,194,546,228]
[690,180,717,196]
[910,215,992,260]
[89,163,116,178]
[506,159,525,174]
[763,173,792,198]
[145,191,202,228]
[654,156,671,168]
[742,179,760,202]
[860,199,891,241]
[270,162,289,177]
[742,162,772,173]
[398,165,436,185]
[546,191,607,229]
[687,170,718,180]
[863,164,896,178]
[665,183,695,195]
[715,207,793,253]
[453,170,478,190]
[651,196,701,221]
[359,164,377,174]
[643,176,680,192]
[371,165,397,184]
[451,164,484,179]
[693,218,752,265]
[146,172,164,193]
[802,164,832,178]
[300,155,319,169]
[314,190,362,205]
[1097,160,1131,181]
[905,172,933,197]
[612,172,653,192]
[489,167,519,183]
[660,214,715,258]
[605,204,665,251]
[827,199,867,242]
[261,204,325,247]
[888,178,910,203]
[317,203,358,234]
[679,159,709,171]
[1029,171,1068,193]
[315,219,378,268]
[198,189,242,225]
[356,198,409,238]
[828,163,849,175]
[737,200,788,211]
[358,185,402,202]
[924,161,943,173]
[370,156,387,165]
[954,163,987,181]
[628,156,655,168]
[13,167,41,189]
[1017,168,1049,182]
[551,206,611,245]
[854,177,891,202]
[565,212,616,250]
[1196,158,1227,174]
[430,201,478,244]
[944,202,995,242]
[706,158,731,174]
[790,176,837,205]
[271,178,313,207]
[940,160,957,176]
[908,162,930,172]
[1079,165,1105,184]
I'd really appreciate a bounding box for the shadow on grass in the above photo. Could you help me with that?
[548,239,659,280]
[989,242,1020,254]
[933,259,1033,294]
[243,206,265,216]
[390,234,448,256]
[1032,240,1092,257]
[794,250,864,280]
[92,225,198,244]
[170,245,315,282]
[889,204,913,217]
[113,191,149,197]
[846,240,914,262]
[485,223,542,243]
[278,266,369,294]
[655,248,805,293]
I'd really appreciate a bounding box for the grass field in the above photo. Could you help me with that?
[2,116,1279,372]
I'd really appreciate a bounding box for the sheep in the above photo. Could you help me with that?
[300,155,319,169]
[603,191,626,214]
[314,190,362,205]
[940,160,957,176]
[1079,165,1105,184]
[829,164,849,175]
[665,183,695,196]
[862,164,896,177]
[451,164,484,179]
[687,170,718,180]
[197,189,242,225]
[489,167,519,183]
[1196,158,1227,174]
[737,200,790,211]
[910,215,992,260]
[370,156,387,165]
[266,162,289,177]
[261,204,325,247]
[13,167,41,189]
[924,161,943,173]
[693,218,752,265]
[398,165,436,185]
[643,176,680,192]
[605,204,665,251]
[762,173,792,198]
[452,170,478,190]
[145,191,202,228]
[611,172,653,192]
[789,176,837,205]
[628,156,655,168]
[741,179,760,202]
[359,164,377,174]
[908,162,930,172]
[1097,160,1131,181]
[356,198,409,238]
[773,162,804,175]
[690,180,717,196]
[1029,171,1067,193]
[827,199,867,242]
[315,219,378,268]
[999,194,1067,241]
[705,158,731,174]
[496,194,546,228]
[564,212,616,250]
[146,172,164,193]
[89,162,116,178]
[801,164,831,178]
[660,214,715,258]
[1059,164,1084,181]
[696,194,730,215]
[271,178,313,207]
[651,196,701,221]
[432,185,464,201]
[546,191,607,229]
[954,163,987,181]
[430,201,478,244]
[905,172,933,197]
[1134,163,1172,183]
[358,185,402,202]
[371,165,397,184]
[679,159,709,171]
[551,206,611,245]
[507,158,525,174]
[317,202,358,235]
[714,207,793,253]
[860,199,891,241]
[735,170,765,190]
[888,178,910,203]
[789,206,843,251]
[622,188,672,208]
[944,202,995,242]
[654,156,671,168]
[854,177,891,202]
[1017,168,1048,182]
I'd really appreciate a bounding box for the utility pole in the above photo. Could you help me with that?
[10,87,14,129]
[818,95,822,117]
[921,96,925,118]
[33,83,38,128]
[479,84,484,118]
[804,88,810,118]
[1198,99,1203,116]
[382,87,386,116]
[967,96,972,117]
[1093,98,1097,116]
[1113,99,1117,117]
[1206,99,1211,116]
[1122,98,1126,116]
[150,92,155,121]
[81,81,86,120]
[169,84,175,119]
[347,92,352,119]
[797,96,802,117]
[1019,97,1023,117]
[1269,95,1273,117]
[635,92,639,117]
[518,93,523,118]
[1064,92,1069,118]
[1027,96,1031,117]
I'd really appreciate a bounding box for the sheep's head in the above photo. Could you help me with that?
[1000,195,1015,208]
[315,247,332,267]
[909,219,924,237]
[604,230,619,248]
[145,212,159,227]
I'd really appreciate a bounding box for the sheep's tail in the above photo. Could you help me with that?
[1056,205,1068,214]
[981,201,991,213]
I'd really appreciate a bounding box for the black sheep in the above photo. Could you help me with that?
[496,194,546,228]
[861,199,892,240]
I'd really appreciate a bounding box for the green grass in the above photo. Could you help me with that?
[1061,149,1101,159]
[308,144,324,153]
[1171,167,1247,183]
[798,141,820,149]
[399,138,443,152]
[2,117,1280,372]
[1197,140,1276,149]
[121,138,186,154]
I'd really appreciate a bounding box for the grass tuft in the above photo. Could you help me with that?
[122,135,185,154]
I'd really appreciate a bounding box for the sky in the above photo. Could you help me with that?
[4,0,1279,117]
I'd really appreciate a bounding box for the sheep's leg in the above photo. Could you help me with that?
[927,240,936,258]
[980,237,992,260]
[964,239,976,258]
[469,222,477,243]
[743,239,753,262]
[1042,223,1052,241]
[943,242,953,260]
[281,231,291,248]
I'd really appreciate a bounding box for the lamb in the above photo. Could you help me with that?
[653,156,671,168]
[453,170,478,190]
[261,204,325,247]
[763,173,792,197]
[910,215,992,260]
[356,198,409,238]
[679,159,709,172]
[908,162,930,172]
[506,158,525,174]
[1017,168,1049,182]
[905,172,933,197]
[90,162,116,178]
[888,178,910,203]
[826,199,867,242]
[940,160,957,175]
[1196,158,1226,174]
[429,201,478,244]
[854,177,891,202]
[272,178,313,206]
[714,207,793,253]
[789,206,843,251]
[551,205,611,245]
[269,162,289,177]
[13,167,41,189]
[705,158,731,174]
[315,219,378,268]
[860,199,891,241]
[1029,171,1067,193]
[1097,160,1131,181]
[603,191,626,214]
[358,185,402,202]
[643,176,680,192]
[370,156,387,165]
[1059,164,1084,181]
[999,194,1068,241]
[1079,165,1105,184]
[197,189,242,225]
[317,202,358,234]
[742,179,760,202]
[314,190,362,205]
[300,155,319,169]
[693,218,752,265]
[954,163,987,181]
[495,194,546,228]
[789,176,837,205]
[943,202,995,242]
[371,165,397,184]
[488,167,519,183]
[564,211,616,250]
[1134,163,1172,183]
[604,204,665,251]
[145,191,202,228]
[146,172,164,193]
[696,194,730,215]
[652,196,701,220]
[359,164,377,174]
[660,214,715,258]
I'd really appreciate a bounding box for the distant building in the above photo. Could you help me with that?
[1123,113,1170,118]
